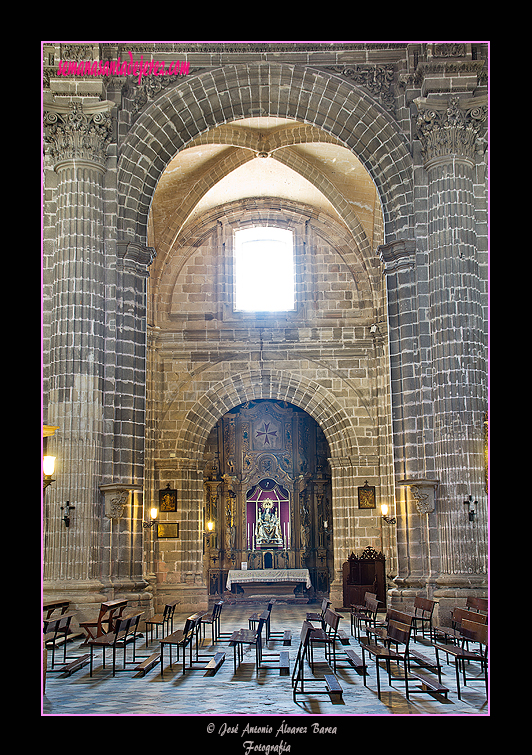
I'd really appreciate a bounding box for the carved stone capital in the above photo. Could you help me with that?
[116,240,156,277]
[378,239,416,274]
[398,478,439,514]
[43,101,113,168]
[100,483,143,520]
[414,95,487,168]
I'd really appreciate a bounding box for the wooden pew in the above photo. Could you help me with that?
[292,621,343,702]
[88,613,143,677]
[43,599,70,619]
[362,620,412,700]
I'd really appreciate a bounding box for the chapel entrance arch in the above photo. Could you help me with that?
[202,399,333,600]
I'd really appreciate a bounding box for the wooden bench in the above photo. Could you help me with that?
[249,601,274,640]
[88,613,142,677]
[351,597,379,640]
[230,615,268,673]
[402,597,436,639]
[159,615,202,677]
[306,598,331,628]
[362,620,412,700]
[292,621,342,702]
[201,601,224,643]
[204,651,226,677]
[408,670,449,698]
[44,614,78,670]
[80,599,128,644]
[433,620,488,700]
[43,599,70,619]
[59,654,91,677]
[144,601,178,644]
[433,607,487,646]
[366,608,413,645]
[344,648,366,674]
[350,592,377,635]
[307,608,343,671]
[324,674,343,701]
[279,651,290,676]
[466,596,488,615]
[134,652,161,677]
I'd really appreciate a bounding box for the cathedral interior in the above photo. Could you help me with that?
[41,41,489,718]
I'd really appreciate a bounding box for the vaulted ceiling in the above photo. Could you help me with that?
[147,116,383,261]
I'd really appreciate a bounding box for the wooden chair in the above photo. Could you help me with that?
[144,601,178,644]
[350,592,377,636]
[43,613,76,670]
[352,597,380,641]
[229,615,267,673]
[159,616,199,677]
[249,601,274,641]
[366,607,413,645]
[201,600,224,643]
[466,596,488,615]
[362,620,412,700]
[306,598,331,628]
[308,608,344,672]
[88,613,142,677]
[403,597,436,639]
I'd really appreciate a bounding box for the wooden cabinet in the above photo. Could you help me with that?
[342,547,386,609]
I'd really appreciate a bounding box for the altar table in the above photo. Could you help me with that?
[226,569,312,600]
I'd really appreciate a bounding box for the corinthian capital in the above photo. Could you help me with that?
[414,95,487,167]
[43,101,113,167]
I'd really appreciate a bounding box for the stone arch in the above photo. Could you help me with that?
[171,368,361,463]
[117,63,413,245]
[152,197,378,323]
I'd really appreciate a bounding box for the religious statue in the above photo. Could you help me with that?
[255,498,283,547]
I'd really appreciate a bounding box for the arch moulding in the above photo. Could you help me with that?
[165,368,362,465]
[117,63,414,246]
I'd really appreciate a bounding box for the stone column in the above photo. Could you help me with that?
[415,95,488,605]
[42,102,155,616]
[43,102,113,611]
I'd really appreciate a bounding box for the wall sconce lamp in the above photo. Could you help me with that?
[204,520,215,545]
[43,456,56,491]
[323,520,329,531]
[464,495,478,522]
[380,503,396,524]
[143,508,158,528]
[61,501,75,527]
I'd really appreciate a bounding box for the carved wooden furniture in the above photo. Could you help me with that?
[79,599,128,644]
[342,547,386,610]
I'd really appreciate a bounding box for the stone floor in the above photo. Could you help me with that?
[42,603,488,727]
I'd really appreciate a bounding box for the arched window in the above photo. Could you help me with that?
[234,226,295,312]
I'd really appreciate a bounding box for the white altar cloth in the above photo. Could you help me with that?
[226,568,312,590]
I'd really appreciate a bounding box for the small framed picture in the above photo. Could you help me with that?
[157,522,179,538]
[358,481,376,509]
[159,484,177,512]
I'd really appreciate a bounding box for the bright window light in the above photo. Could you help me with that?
[234,227,295,312]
